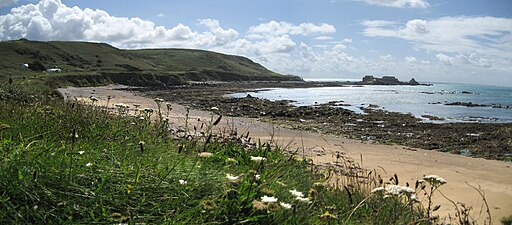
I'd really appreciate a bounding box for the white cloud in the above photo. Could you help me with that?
[248,20,336,37]
[436,53,491,68]
[315,36,333,40]
[363,0,430,8]
[156,13,165,17]
[436,53,454,65]
[197,18,239,46]
[0,0,239,49]
[361,20,397,28]
[362,16,512,74]
[341,38,352,43]
[362,16,512,57]
[405,56,417,63]
[0,0,18,8]
[379,54,394,61]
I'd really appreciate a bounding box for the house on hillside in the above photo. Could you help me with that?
[20,63,29,69]
[46,68,62,72]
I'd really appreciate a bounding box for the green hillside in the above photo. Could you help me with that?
[0,39,301,86]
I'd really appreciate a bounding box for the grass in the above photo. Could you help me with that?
[0,82,439,224]
[0,39,301,85]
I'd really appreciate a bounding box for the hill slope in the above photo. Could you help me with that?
[0,39,301,86]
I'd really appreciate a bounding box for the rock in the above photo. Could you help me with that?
[408,78,419,85]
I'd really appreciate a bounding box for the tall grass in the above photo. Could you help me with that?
[0,84,437,224]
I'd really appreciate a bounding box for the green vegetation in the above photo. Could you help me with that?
[0,39,301,88]
[502,215,512,225]
[0,83,443,224]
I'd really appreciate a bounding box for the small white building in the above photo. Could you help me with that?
[20,63,29,69]
[46,68,62,72]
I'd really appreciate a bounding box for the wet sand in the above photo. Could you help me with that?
[58,85,512,223]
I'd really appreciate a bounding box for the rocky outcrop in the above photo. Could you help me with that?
[360,75,423,85]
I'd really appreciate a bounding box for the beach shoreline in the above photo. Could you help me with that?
[137,82,512,161]
[58,84,512,223]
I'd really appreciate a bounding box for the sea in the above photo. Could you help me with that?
[229,80,512,123]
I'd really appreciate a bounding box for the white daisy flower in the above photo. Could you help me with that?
[261,195,278,203]
[289,189,304,198]
[279,202,292,209]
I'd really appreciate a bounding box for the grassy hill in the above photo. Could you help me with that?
[0,39,301,87]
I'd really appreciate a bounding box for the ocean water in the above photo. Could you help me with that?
[229,82,512,123]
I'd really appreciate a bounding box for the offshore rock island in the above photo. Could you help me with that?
[358,75,423,85]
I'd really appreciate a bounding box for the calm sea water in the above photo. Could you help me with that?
[230,82,512,123]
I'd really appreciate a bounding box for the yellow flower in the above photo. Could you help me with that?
[127,184,132,194]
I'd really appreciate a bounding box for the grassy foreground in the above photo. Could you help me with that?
[0,83,454,224]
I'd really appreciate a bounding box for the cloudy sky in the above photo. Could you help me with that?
[1,0,511,86]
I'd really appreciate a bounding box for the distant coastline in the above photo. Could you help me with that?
[305,76,429,86]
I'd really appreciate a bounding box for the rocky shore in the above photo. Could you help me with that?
[135,82,512,161]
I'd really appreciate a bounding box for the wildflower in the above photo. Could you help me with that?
[139,116,145,120]
[133,103,140,108]
[179,180,187,185]
[226,174,240,181]
[78,151,85,155]
[423,175,447,186]
[401,186,415,194]
[154,98,164,103]
[289,189,304,198]
[210,107,219,111]
[385,185,402,195]
[280,202,292,209]
[255,174,261,180]
[89,96,98,102]
[261,195,278,203]
[410,194,420,203]
[198,152,213,158]
[295,196,310,203]
[371,187,385,193]
[86,162,93,167]
[320,211,338,220]
[143,108,154,113]
[127,184,132,194]
[250,156,266,162]
[114,103,129,108]
[226,158,237,164]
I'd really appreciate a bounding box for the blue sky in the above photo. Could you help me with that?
[1,0,511,86]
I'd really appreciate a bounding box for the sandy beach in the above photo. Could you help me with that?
[58,85,512,223]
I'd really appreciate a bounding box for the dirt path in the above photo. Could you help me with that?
[58,85,512,223]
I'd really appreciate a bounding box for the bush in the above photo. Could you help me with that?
[29,60,46,71]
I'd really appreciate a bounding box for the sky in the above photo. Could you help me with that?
[1,0,511,86]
